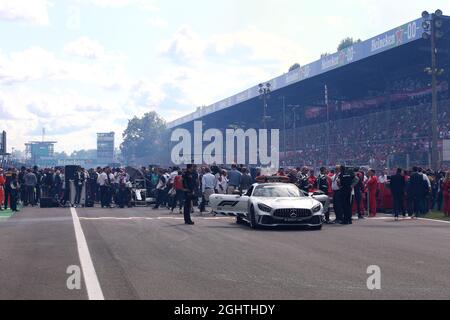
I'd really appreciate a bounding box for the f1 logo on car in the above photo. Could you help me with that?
[218,201,239,207]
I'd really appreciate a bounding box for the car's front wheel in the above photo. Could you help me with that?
[249,206,259,230]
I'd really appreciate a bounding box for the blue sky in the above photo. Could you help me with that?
[0,0,448,153]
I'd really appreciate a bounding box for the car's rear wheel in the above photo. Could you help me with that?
[249,206,259,230]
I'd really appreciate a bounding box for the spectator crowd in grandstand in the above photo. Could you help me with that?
[281,100,450,168]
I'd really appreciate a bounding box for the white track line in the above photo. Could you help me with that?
[418,218,450,225]
[78,216,233,221]
[362,216,450,225]
[70,207,104,300]
[79,217,155,221]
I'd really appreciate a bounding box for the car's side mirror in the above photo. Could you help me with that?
[233,190,242,196]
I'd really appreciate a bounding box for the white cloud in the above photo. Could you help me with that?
[158,25,207,65]
[64,37,106,60]
[80,0,158,11]
[0,46,131,90]
[0,43,134,152]
[0,47,57,84]
[155,25,307,113]
[122,59,274,124]
[147,17,168,29]
[159,24,308,72]
[64,36,127,62]
[208,27,307,71]
[0,0,51,26]
[0,88,127,152]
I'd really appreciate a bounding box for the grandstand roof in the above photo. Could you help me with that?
[168,15,447,129]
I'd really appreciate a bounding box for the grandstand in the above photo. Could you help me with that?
[168,15,450,169]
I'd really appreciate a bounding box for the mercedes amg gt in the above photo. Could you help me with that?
[209,183,325,230]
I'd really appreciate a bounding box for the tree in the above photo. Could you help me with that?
[289,63,301,72]
[120,111,168,165]
[337,37,361,51]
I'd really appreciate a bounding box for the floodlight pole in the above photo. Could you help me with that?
[263,93,268,130]
[422,10,444,170]
[430,16,439,171]
[281,96,287,160]
[325,85,330,167]
[288,105,301,154]
[259,83,271,130]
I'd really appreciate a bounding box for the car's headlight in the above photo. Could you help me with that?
[258,203,273,213]
[312,204,322,213]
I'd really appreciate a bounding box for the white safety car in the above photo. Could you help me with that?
[209,183,326,230]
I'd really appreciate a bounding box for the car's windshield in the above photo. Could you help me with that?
[252,184,304,198]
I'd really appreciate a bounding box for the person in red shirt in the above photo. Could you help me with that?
[0,169,5,210]
[308,170,317,192]
[365,169,378,217]
[170,171,184,214]
[443,172,450,217]
[276,168,286,177]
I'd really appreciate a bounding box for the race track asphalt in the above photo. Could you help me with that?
[0,205,449,300]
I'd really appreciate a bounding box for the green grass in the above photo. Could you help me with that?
[423,211,450,222]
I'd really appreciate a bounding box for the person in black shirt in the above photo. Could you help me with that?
[390,168,406,220]
[407,167,428,219]
[297,167,310,192]
[192,165,200,209]
[33,166,42,205]
[3,168,13,210]
[18,167,26,203]
[182,165,195,225]
[54,170,63,202]
[43,168,54,198]
[74,167,86,207]
[10,173,20,212]
[354,170,365,219]
[317,167,331,223]
[338,165,355,225]
[436,172,444,211]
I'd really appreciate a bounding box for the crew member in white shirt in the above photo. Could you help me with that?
[215,170,228,195]
[378,170,389,184]
[97,169,109,208]
[200,167,217,213]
